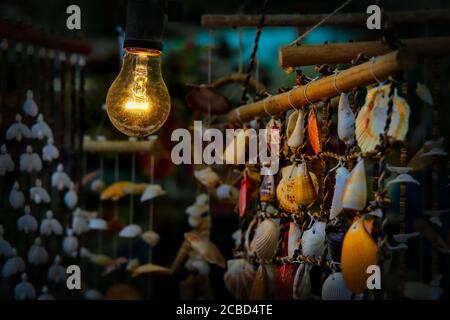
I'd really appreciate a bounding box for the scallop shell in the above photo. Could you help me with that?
[194,167,220,188]
[287,222,302,258]
[342,158,367,211]
[252,219,279,261]
[329,166,350,219]
[9,182,25,209]
[337,93,355,146]
[250,265,269,300]
[356,84,410,153]
[216,184,239,203]
[287,109,305,149]
[224,258,255,300]
[322,272,353,300]
[140,184,166,202]
[23,90,39,117]
[276,165,300,213]
[6,114,32,141]
[341,218,378,294]
[223,128,247,165]
[119,224,142,238]
[293,262,311,300]
[244,218,258,256]
[307,107,321,154]
[301,221,326,257]
[0,144,14,175]
[294,161,318,208]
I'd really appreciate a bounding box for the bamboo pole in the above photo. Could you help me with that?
[279,37,450,68]
[227,49,416,124]
[83,137,157,154]
[202,9,450,27]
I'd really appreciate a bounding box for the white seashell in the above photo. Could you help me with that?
[28,237,48,266]
[232,229,241,247]
[52,164,71,190]
[216,184,239,202]
[393,232,420,244]
[2,248,25,277]
[63,229,79,256]
[89,218,108,231]
[252,219,279,261]
[141,230,160,246]
[223,258,255,300]
[416,82,433,106]
[186,203,208,217]
[42,137,59,162]
[40,210,63,236]
[287,109,305,149]
[301,221,326,258]
[6,114,32,141]
[195,193,209,205]
[223,129,247,164]
[429,216,443,227]
[0,144,14,175]
[0,225,13,257]
[329,166,350,219]
[15,274,36,300]
[188,215,202,228]
[194,167,220,188]
[91,179,104,193]
[119,224,142,238]
[30,179,51,204]
[322,272,352,300]
[72,208,89,235]
[244,218,258,256]
[368,208,384,218]
[140,184,166,202]
[23,90,39,117]
[31,113,53,139]
[387,173,420,187]
[17,206,38,234]
[342,158,367,211]
[20,145,42,172]
[293,262,311,300]
[48,255,66,283]
[9,181,25,209]
[185,255,210,276]
[64,182,78,209]
[287,222,302,258]
[38,286,55,300]
[337,93,355,145]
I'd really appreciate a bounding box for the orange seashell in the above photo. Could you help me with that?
[276,165,300,214]
[294,161,318,208]
[307,107,321,155]
[341,218,378,294]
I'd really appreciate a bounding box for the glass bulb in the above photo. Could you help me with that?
[106,48,170,137]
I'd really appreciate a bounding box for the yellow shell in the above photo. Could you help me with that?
[293,161,318,208]
[276,165,300,213]
[341,218,378,294]
[342,159,367,211]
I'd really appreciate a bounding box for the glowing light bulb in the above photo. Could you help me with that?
[106,48,170,137]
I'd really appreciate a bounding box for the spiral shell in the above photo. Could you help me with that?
[342,159,367,211]
[251,219,280,261]
[224,259,255,300]
[322,272,352,300]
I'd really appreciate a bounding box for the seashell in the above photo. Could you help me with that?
[224,258,255,300]
[337,93,356,146]
[185,254,210,276]
[89,218,108,231]
[416,82,433,106]
[276,165,300,214]
[2,248,25,277]
[341,218,378,294]
[23,90,39,117]
[52,164,71,191]
[72,208,89,235]
[140,184,166,202]
[342,158,367,211]
[31,113,53,139]
[126,258,140,272]
[91,179,104,193]
[101,181,129,201]
[195,193,209,205]
[244,218,258,256]
[368,208,384,218]
[232,229,241,247]
[387,173,420,187]
[186,203,208,217]
[6,114,32,141]
[185,84,233,114]
[0,144,14,175]
[239,170,253,217]
[216,184,239,203]
[132,263,170,277]
[141,230,160,246]
[252,219,279,261]
[393,232,420,244]
[30,179,51,204]
[322,272,353,300]
[294,161,319,208]
[274,263,298,299]
[188,215,202,228]
[420,147,447,158]
[64,182,78,209]
[287,222,302,258]
[47,256,66,283]
[356,84,410,152]
[287,109,305,149]
[387,165,411,174]
[28,237,48,266]
[20,145,42,172]
[0,225,13,257]
[259,172,275,203]
[194,167,220,188]
[17,206,38,234]
[301,221,326,257]
[307,107,321,154]
[123,182,148,195]
[119,224,142,238]
[293,262,311,300]
[63,229,79,256]
[40,210,63,236]
[42,137,59,162]
[250,265,269,300]
[184,232,226,268]
[330,166,350,219]
[38,286,55,300]
[9,181,25,209]
[15,274,36,300]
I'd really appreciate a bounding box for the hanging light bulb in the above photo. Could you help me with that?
[106,0,182,137]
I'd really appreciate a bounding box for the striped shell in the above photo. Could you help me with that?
[252,219,280,261]
[293,161,318,208]
[276,165,300,214]
[322,272,352,300]
[224,258,255,300]
[342,159,367,211]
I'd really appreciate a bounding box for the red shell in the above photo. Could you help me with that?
[307,107,321,155]
[274,263,298,299]
[238,171,253,217]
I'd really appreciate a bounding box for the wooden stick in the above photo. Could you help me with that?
[227,49,416,124]
[202,9,450,27]
[279,37,450,68]
[83,137,157,154]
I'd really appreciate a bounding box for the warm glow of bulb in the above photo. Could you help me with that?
[125,99,151,111]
